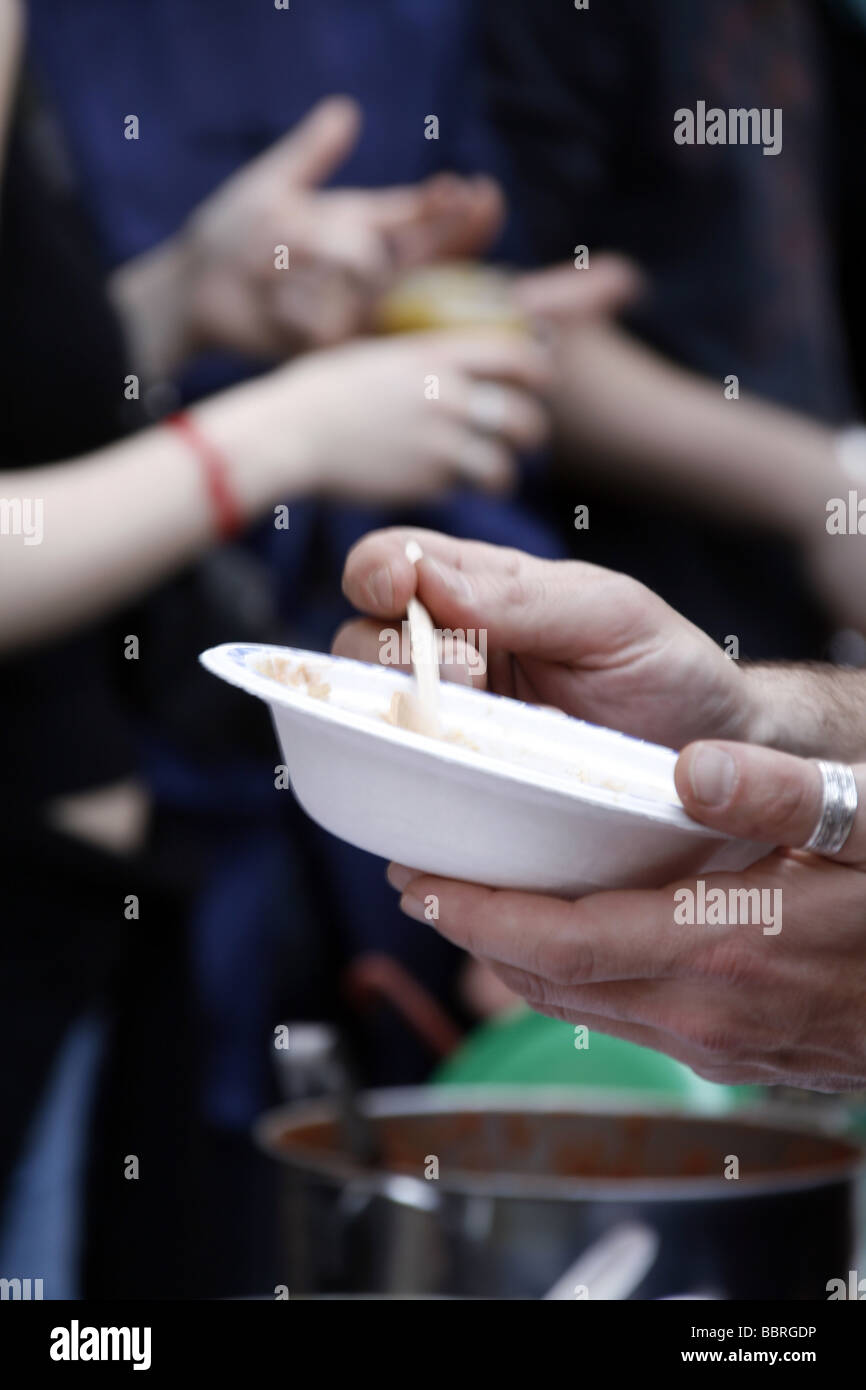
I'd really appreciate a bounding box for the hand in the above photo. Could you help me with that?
[195,334,549,511]
[176,97,505,358]
[513,256,645,327]
[335,528,762,747]
[459,957,522,1020]
[388,742,866,1091]
[273,333,550,503]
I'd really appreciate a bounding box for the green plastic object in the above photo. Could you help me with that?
[432,1008,756,1112]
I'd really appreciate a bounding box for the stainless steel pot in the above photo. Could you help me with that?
[256,1086,862,1300]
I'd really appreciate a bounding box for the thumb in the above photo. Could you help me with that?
[268,95,362,187]
[342,526,660,665]
[675,741,866,864]
[514,255,645,323]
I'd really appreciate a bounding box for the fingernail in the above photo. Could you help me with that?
[689,746,737,807]
[366,566,393,610]
[386,863,416,892]
[427,558,474,600]
[399,892,427,924]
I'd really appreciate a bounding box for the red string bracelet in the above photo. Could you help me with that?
[166,409,244,541]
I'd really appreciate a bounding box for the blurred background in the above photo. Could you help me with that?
[2,0,866,1300]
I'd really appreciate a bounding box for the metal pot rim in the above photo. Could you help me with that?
[255,1085,864,1204]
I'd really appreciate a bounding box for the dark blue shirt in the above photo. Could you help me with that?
[30,0,510,263]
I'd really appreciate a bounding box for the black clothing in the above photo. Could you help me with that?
[0,83,142,802]
[0,82,149,1199]
[483,0,857,660]
[0,84,287,1300]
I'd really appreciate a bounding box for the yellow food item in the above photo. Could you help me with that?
[375,262,526,335]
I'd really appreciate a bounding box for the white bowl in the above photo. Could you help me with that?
[199,643,764,897]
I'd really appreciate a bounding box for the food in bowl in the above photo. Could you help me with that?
[257,653,635,790]
[200,643,764,898]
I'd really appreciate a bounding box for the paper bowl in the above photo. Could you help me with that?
[199,643,764,897]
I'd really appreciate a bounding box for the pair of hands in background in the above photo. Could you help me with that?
[123,95,637,508]
[336,529,866,1091]
[178,96,508,358]
[169,96,866,632]
[144,93,639,363]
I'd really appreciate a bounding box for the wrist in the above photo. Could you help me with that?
[737,665,787,749]
[112,234,198,380]
[257,358,336,497]
[738,664,831,756]
[192,373,320,517]
[165,410,244,541]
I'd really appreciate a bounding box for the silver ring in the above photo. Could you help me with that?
[803,761,859,856]
[466,383,508,435]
